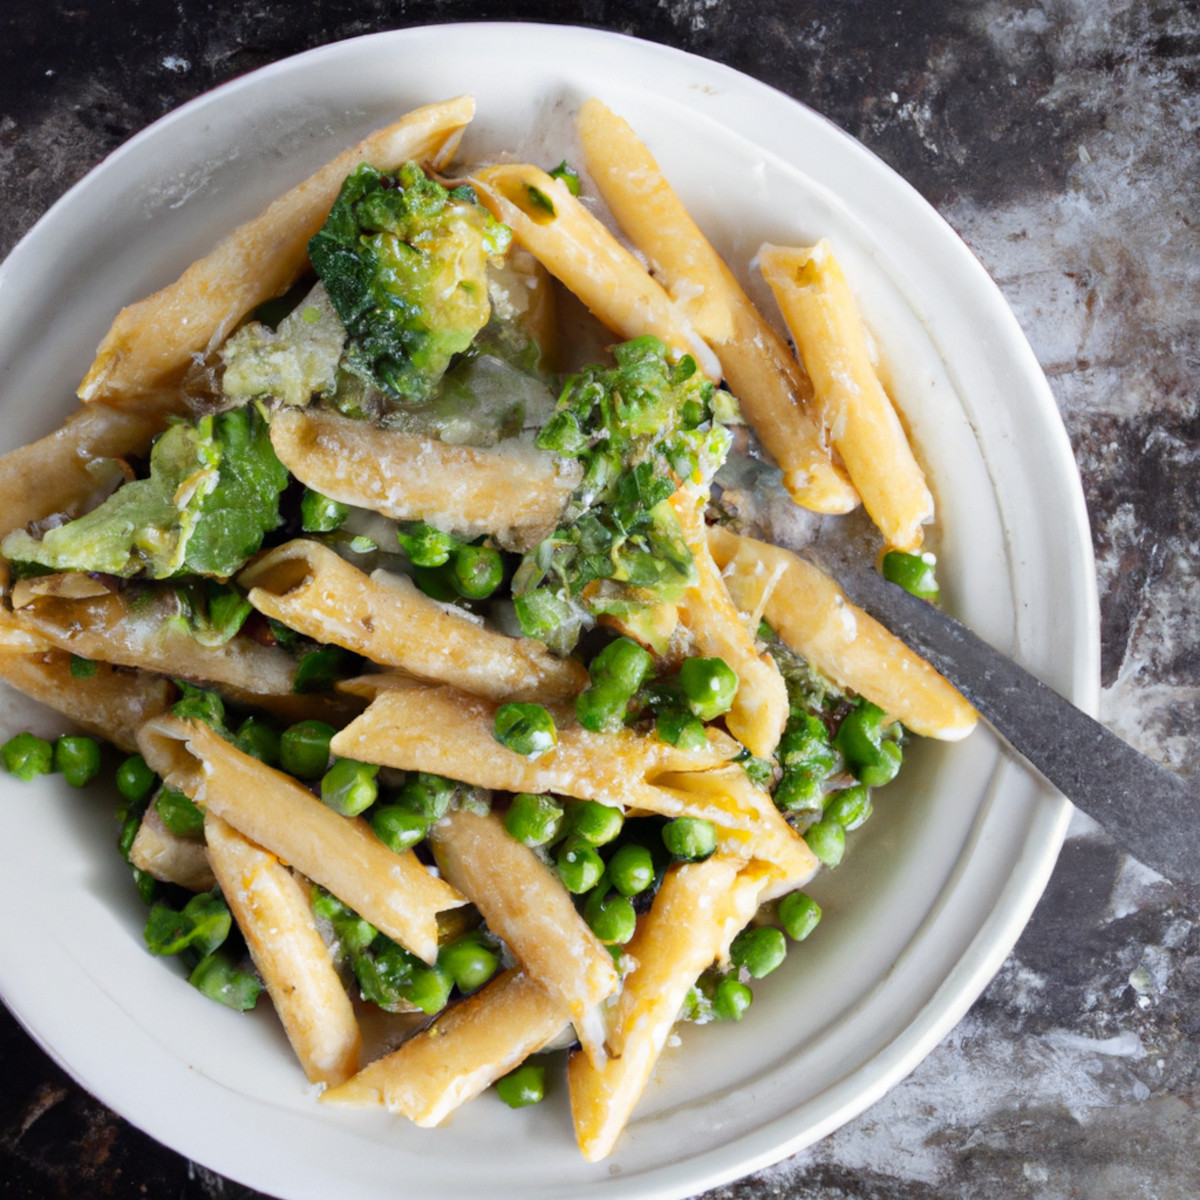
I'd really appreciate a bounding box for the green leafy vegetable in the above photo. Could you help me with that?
[512,336,731,652]
[1,405,287,580]
[308,162,511,404]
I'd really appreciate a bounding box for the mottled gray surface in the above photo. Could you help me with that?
[1,2,1198,1198]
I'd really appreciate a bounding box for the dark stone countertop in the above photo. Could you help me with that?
[1,3,1198,1198]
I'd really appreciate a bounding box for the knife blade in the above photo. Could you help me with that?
[809,548,1198,887]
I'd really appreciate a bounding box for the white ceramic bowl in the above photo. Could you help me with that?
[0,23,1097,1200]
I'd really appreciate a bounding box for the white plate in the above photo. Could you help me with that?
[0,23,1097,1200]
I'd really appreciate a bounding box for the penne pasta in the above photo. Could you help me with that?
[78,97,477,405]
[567,855,768,1160]
[205,813,362,1088]
[331,683,802,873]
[129,804,215,892]
[239,539,587,703]
[470,163,723,381]
[707,525,977,739]
[576,99,858,516]
[3,587,298,700]
[322,969,568,1125]
[430,808,618,1066]
[268,408,579,552]
[137,715,466,964]
[669,489,788,759]
[758,241,933,550]
[0,648,174,754]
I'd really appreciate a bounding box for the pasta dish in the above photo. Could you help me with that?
[0,95,976,1161]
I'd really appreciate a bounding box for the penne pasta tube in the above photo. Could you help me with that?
[268,408,579,552]
[129,803,215,892]
[335,683,711,811]
[137,715,466,964]
[470,163,723,381]
[130,801,217,897]
[322,969,568,1125]
[239,539,587,703]
[576,99,858,516]
[332,684,801,872]
[430,809,618,1066]
[3,587,298,700]
[79,97,477,405]
[669,490,788,759]
[707,525,977,740]
[0,648,174,754]
[205,813,362,1088]
[567,855,765,1161]
[758,241,933,551]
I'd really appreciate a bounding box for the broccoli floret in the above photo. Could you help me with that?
[512,336,733,652]
[1,405,287,579]
[308,162,512,405]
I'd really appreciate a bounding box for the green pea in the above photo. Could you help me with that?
[494,703,558,758]
[115,754,158,804]
[575,680,630,733]
[396,521,456,568]
[53,735,101,788]
[504,792,564,847]
[833,702,885,767]
[858,739,902,788]
[450,545,504,599]
[881,549,939,603]
[156,787,205,838]
[662,817,717,862]
[607,843,655,897]
[834,702,903,787]
[556,837,605,894]
[729,925,787,979]
[679,656,739,721]
[300,488,350,532]
[805,817,846,867]
[370,804,430,853]
[590,637,654,692]
[404,964,455,1015]
[778,892,822,942]
[713,974,753,1021]
[2,732,54,781]
[823,783,873,831]
[234,716,280,767]
[320,758,380,817]
[495,1062,546,1108]
[584,889,637,944]
[566,799,624,847]
[439,933,500,993]
[655,708,707,750]
[779,713,838,775]
[773,768,824,816]
[279,720,336,779]
[189,951,262,1011]
[394,772,456,820]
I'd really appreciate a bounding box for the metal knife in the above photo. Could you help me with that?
[811,548,1198,887]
